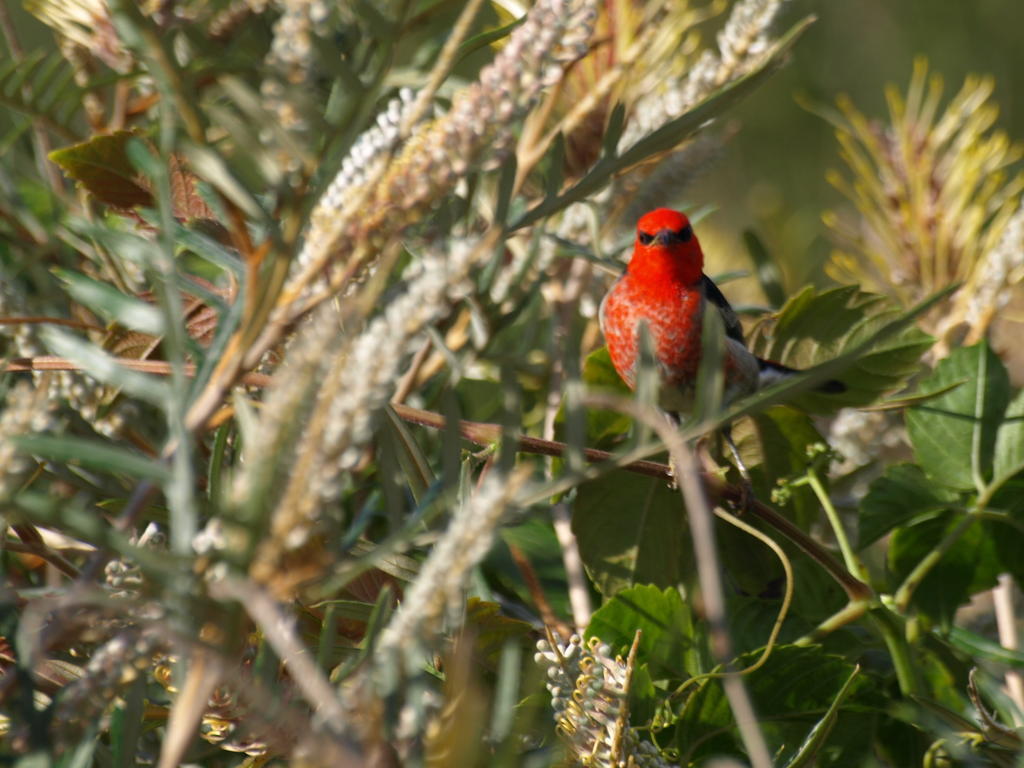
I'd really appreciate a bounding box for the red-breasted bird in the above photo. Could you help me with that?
[599,208,844,416]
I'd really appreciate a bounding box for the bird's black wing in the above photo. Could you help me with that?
[700,274,745,345]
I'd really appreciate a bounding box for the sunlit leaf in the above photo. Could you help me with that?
[571,469,689,596]
[586,584,703,681]
[905,341,1010,491]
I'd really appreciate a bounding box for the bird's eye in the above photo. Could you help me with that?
[638,232,654,245]
[676,225,693,242]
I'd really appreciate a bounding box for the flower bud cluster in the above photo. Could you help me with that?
[104,523,166,599]
[0,381,57,499]
[535,633,674,767]
[620,0,784,150]
[294,0,597,289]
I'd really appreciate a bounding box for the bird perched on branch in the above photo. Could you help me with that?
[599,207,844,431]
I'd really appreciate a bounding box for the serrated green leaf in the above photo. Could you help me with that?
[748,285,934,412]
[905,342,1010,491]
[586,584,702,681]
[858,463,959,547]
[568,346,633,449]
[571,470,689,596]
[889,513,1001,624]
[50,131,153,208]
[992,388,1024,492]
[782,665,861,768]
[676,645,872,765]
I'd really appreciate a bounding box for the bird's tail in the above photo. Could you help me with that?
[756,358,846,394]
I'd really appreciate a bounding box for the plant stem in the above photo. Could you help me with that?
[796,599,870,645]
[869,607,920,696]
[893,512,978,612]
[806,466,867,582]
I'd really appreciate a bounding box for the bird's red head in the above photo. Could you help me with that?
[630,208,704,285]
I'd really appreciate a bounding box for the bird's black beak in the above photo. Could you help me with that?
[654,228,676,247]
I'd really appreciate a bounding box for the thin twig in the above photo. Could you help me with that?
[390,401,872,601]
[507,541,573,637]
[208,576,349,725]
[994,574,1024,726]
[586,392,772,768]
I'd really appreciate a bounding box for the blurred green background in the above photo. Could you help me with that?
[701,0,1024,293]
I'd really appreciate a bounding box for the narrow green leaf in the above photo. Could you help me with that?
[457,16,525,64]
[383,404,435,503]
[743,230,786,308]
[14,434,170,482]
[53,268,164,335]
[330,584,394,682]
[182,144,266,221]
[947,626,1024,668]
[111,676,145,768]
[41,327,170,405]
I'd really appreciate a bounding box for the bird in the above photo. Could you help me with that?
[598,208,844,465]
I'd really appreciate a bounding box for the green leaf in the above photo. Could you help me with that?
[464,598,533,663]
[992,388,1024,492]
[676,645,872,766]
[41,327,170,405]
[571,470,689,596]
[569,346,633,449]
[906,342,1010,491]
[50,131,153,208]
[14,434,170,483]
[748,285,934,412]
[889,513,1001,624]
[456,15,525,64]
[782,665,862,768]
[858,463,959,547]
[743,229,786,309]
[0,49,83,141]
[947,626,1024,669]
[53,268,164,335]
[747,405,827,530]
[382,405,435,503]
[490,517,572,619]
[586,584,702,681]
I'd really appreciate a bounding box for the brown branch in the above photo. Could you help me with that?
[3,356,272,388]
[6,354,871,602]
[389,402,873,602]
[507,542,573,638]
